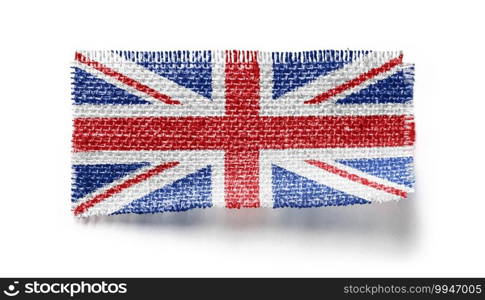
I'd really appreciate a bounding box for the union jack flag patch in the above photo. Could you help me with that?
[71,50,415,217]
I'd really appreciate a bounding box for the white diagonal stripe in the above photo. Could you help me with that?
[72,151,224,216]
[326,160,413,193]
[73,60,160,105]
[261,146,413,206]
[260,52,405,116]
[74,51,225,116]
[272,158,401,203]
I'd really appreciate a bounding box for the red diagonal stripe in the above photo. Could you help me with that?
[73,161,179,216]
[305,160,407,198]
[75,52,181,105]
[304,54,403,104]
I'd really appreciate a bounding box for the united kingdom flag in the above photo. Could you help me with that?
[71,50,415,217]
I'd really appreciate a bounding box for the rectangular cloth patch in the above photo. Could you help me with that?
[71,50,415,217]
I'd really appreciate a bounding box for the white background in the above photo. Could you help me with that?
[0,0,484,277]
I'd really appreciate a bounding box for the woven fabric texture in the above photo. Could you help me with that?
[71,50,415,217]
